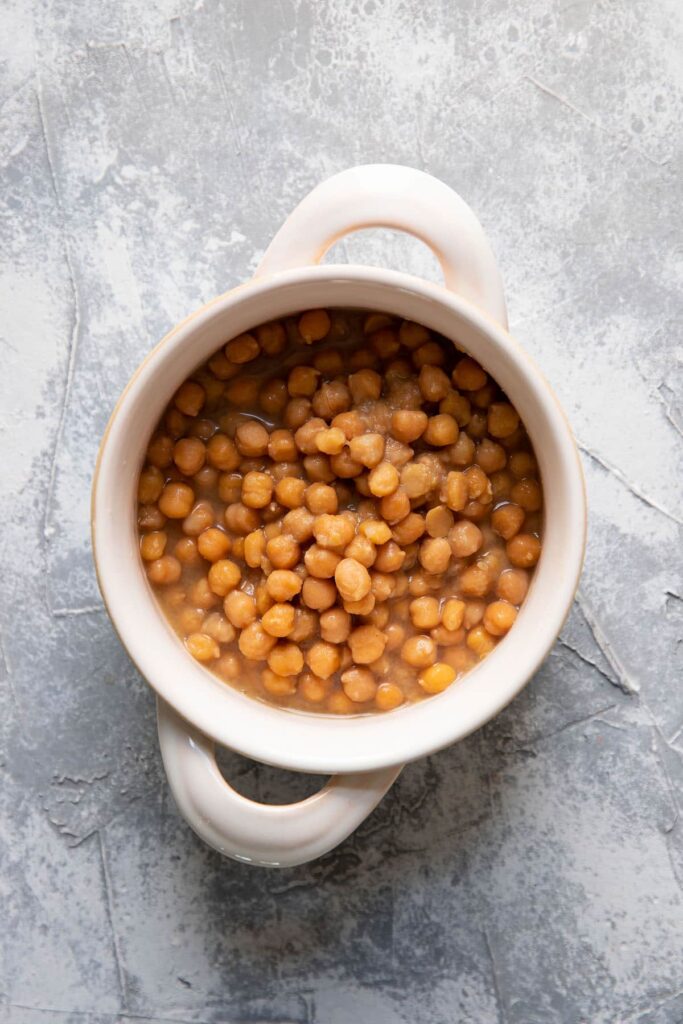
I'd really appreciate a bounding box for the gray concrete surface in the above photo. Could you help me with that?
[1,1,682,1021]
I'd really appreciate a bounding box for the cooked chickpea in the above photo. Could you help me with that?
[267,429,297,463]
[419,537,451,574]
[158,482,195,519]
[304,544,341,579]
[374,682,404,710]
[373,541,406,573]
[449,520,483,558]
[207,559,241,596]
[391,409,427,444]
[146,435,174,469]
[459,565,490,598]
[185,633,220,662]
[225,332,260,364]
[274,477,306,510]
[379,489,411,525]
[206,434,240,472]
[138,466,164,504]
[419,364,451,401]
[509,451,537,479]
[344,534,376,569]
[419,662,457,694]
[266,570,302,602]
[283,397,312,429]
[265,534,300,570]
[425,505,454,538]
[222,590,257,629]
[319,607,351,644]
[348,368,382,404]
[234,421,269,458]
[497,569,529,605]
[313,380,351,419]
[466,625,496,658]
[304,482,337,516]
[257,321,287,355]
[299,309,331,343]
[511,478,543,512]
[349,434,385,469]
[313,514,355,550]
[182,500,215,536]
[442,598,466,632]
[260,602,295,638]
[298,673,330,703]
[453,357,487,391]
[329,449,363,479]
[348,625,387,664]
[236,621,275,661]
[304,641,340,679]
[140,531,167,561]
[341,667,377,703]
[401,635,437,668]
[359,519,392,545]
[399,320,430,349]
[259,379,288,417]
[410,596,441,629]
[488,402,520,439]
[147,554,182,585]
[335,558,372,603]
[506,533,541,568]
[483,600,518,636]
[174,381,206,416]
[368,461,400,498]
[282,507,315,543]
[261,669,297,697]
[225,502,259,534]
[197,527,231,562]
[302,577,337,611]
[491,502,525,540]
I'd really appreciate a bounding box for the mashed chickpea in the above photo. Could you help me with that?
[139,309,542,713]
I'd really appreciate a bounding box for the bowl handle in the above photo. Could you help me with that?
[157,699,401,867]
[256,163,507,327]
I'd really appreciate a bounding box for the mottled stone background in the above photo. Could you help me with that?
[1,0,682,1021]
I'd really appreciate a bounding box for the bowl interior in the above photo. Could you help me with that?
[92,266,586,773]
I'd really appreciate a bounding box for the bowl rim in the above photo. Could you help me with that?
[92,264,586,773]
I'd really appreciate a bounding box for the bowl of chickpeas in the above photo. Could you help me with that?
[92,165,586,866]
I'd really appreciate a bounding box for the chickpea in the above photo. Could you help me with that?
[442,598,466,632]
[313,380,351,419]
[202,612,236,644]
[140,531,167,561]
[138,505,166,532]
[240,530,263,569]
[506,534,541,568]
[410,596,441,629]
[207,559,241,596]
[288,365,320,398]
[343,534,376,569]
[348,369,382,404]
[449,520,483,558]
[327,690,356,714]
[288,608,318,643]
[399,463,431,500]
[425,505,454,538]
[318,607,350,644]
[188,576,220,610]
[453,357,487,391]
[332,410,365,439]
[448,432,476,468]
[185,633,220,662]
[497,569,529,605]
[419,537,451,574]
[224,590,257,629]
[257,321,287,355]
[360,519,392,545]
[419,662,457,694]
[488,402,520,439]
[509,451,537,479]
[304,454,336,482]
[239,622,277,661]
[305,641,340,679]
[261,669,297,697]
[305,482,338,515]
[302,577,337,611]
[225,502,259,534]
[391,513,425,547]
[511,478,543,512]
[259,379,288,417]
[177,607,205,634]
[283,397,312,429]
[491,502,525,540]
[483,600,518,636]
[399,320,430,349]
[463,599,486,629]
[349,433,385,469]
[260,603,296,638]
[241,471,273,510]
[174,380,206,416]
[373,541,406,573]
[348,625,387,665]
[197,527,231,562]
[298,673,331,703]
[335,558,372,602]
[235,421,269,458]
[466,625,496,658]
[208,350,238,381]
[413,341,446,368]
[267,569,302,602]
[266,429,296,463]
[401,635,437,668]
[370,571,395,603]
[379,489,411,525]
[339,667,376,703]
[459,565,490,598]
[138,465,164,504]
[375,682,404,710]
[368,461,400,498]
[146,435,175,471]
[474,439,505,474]
[206,437,240,476]
[313,349,344,375]
[391,409,427,444]
[217,472,242,505]
[440,390,471,426]
[312,427,344,456]
[175,537,201,566]
[419,364,451,402]
[265,534,300,570]
[313,514,355,550]
[274,476,307,509]
[299,309,331,343]
[282,507,315,543]
[159,482,195,519]
[329,449,363,479]
[304,544,341,579]
[147,554,182,585]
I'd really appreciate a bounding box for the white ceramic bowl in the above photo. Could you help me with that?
[92,165,586,867]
